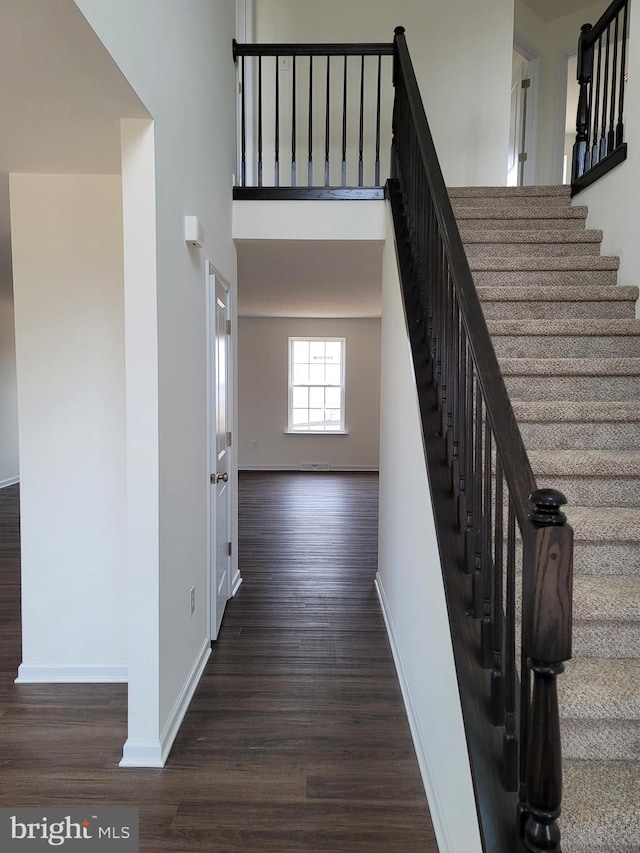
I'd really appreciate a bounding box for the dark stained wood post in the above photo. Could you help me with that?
[572,23,593,182]
[521,489,573,852]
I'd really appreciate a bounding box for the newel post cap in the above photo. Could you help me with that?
[394,26,406,37]
[528,488,568,526]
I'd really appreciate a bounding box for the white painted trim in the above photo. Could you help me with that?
[238,464,379,472]
[118,741,164,768]
[231,568,243,596]
[0,477,19,489]
[119,638,211,768]
[375,573,455,853]
[205,261,213,646]
[15,663,127,683]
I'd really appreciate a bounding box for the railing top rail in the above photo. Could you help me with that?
[233,40,395,59]
[581,0,628,45]
[393,28,537,527]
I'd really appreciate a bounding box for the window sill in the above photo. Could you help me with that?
[285,430,349,435]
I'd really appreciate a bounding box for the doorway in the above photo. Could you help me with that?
[508,42,539,186]
[208,266,236,640]
[508,48,530,186]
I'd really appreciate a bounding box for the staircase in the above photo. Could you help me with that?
[451,184,640,853]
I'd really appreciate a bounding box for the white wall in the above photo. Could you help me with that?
[377,210,481,853]
[238,317,380,469]
[514,0,610,184]
[74,0,238,765]
[254,0,514,186]
[11,173,127,681]
[0,178,19,488]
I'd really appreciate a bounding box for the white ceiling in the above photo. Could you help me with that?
[0,0,148,286]
[237,240,383,318]
[0,0,148,176]
[521,0,599,22]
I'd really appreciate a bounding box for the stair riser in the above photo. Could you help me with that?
[494,336,640,358]
[572,623,640,659]
[515,540,640,577]
[505,375,640,401]
[573,542,640,577]
[449,187,571,199]
[461,217,587,232]
[481,301,635,320]
[465,243,601,258]
[474,271,618,287]
[452,204,583,218]
[561,720,640,760]
[520,421,640,451]
[536,476,640,508]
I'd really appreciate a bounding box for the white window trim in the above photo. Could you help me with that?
[287,336,347,434]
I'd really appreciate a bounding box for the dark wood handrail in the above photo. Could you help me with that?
[393,29,536,529]
[581,0,628,44]
[233,40,394,58]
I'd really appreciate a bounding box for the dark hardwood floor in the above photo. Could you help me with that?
[0,474,436,851]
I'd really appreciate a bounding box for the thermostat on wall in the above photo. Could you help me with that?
[184,215,204,248]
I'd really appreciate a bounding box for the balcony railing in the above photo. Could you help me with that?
[232,39,394,199]
[572,0,630,194]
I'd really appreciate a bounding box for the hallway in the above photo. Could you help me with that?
[0,474,436,851]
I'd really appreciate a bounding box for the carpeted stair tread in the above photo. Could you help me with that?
[530,452,640,506]
[449,185,571,198]
[567,506,640,578]
[562,720,640,760]
[568,506,640,543]
[461,228,602,243]
[474,269,618,286]
[501,356,640,376]
[561,760,640,852]
[478,284,637,300]
[453,204,587,221]
[572,575,640,622]
[514,402,640,450]
[559,659,640,719]
[573,624,640,660]
[479,288,638,319]
[464,216,588,232]
[488,318,640,336]
[468,255,619,271]
[528,449,640,477]
[513,401,640,423]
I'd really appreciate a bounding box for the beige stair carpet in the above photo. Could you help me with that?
[451,184,640,853]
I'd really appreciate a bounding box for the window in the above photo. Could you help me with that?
[288,337,346,433]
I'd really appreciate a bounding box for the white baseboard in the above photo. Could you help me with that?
[0,476,19,489]
[239,464,378,472]
[374,574,454,853]
[15,663,127,683]
[231,568,243,596]
[119,637,211,768]
[118,740,164,768]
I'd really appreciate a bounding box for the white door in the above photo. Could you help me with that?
[508,51,529,186]
[210,274,231,638]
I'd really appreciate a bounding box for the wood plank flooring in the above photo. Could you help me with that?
[0,474,436,851]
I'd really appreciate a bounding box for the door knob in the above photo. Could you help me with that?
[216,472,229,483]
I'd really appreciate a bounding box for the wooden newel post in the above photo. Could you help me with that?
[572,23,593,182]
[521,489,573,852]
